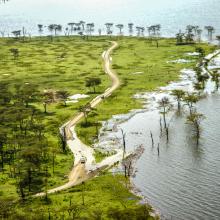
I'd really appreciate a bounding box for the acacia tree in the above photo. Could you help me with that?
[195,47,205,58]
[194,67,209,89]
[15,84,40,108]
[158,97,172,129]
[187,112,205,145]
[136,26,145,37]
[37,24,43,36]
[196,29,203,42]
[79,21,86,32]
[183,93,199,115]
[48,24,62,39]
[42,91,54,113]
[148,24,161,37]
[116,24,124,35]
[86,23,95,37]
[79,103,92,125]
[56,90,70,106]
[136,26,141,37]
[85,77,101,93]
[205,26,215,41]
[68,22,75,35]
[176,32,185,45]
[211,70,220,90]
[128,23,134,36]
[121,129,126,160]
[59,127,67,152]
[171,89,186,112]
[105,23,113,37]
[9,48,19,60]
[216,35,220,46]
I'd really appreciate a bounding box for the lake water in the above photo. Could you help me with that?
[96,52,220,220]
[0,0,220,37]
[122,94,220,220]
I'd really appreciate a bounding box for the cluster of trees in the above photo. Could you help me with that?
[0,83,71,199]
[8,22,161,40]
[0,0,9,3]
[155,91,204,146]
[194,48,220,92]
[4,21,220,44]
[158,49,219,145]
[153,49,214,146]
[176,25,217,45]
[0,197,153,220]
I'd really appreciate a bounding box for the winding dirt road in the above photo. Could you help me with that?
[35,41,121,197]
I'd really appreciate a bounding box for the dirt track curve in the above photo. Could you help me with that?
[35,41,121,197]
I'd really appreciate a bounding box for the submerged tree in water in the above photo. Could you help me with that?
[187,112,205,145]
[158,97,172,129]
[211,70,220,90]
[171,89,185,112]
[183,93,199,115]
[216,36,220,46]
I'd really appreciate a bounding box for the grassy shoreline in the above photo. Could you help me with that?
[0,35,216,219]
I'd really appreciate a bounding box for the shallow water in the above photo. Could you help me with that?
[122,94,220,220]
[96,53,220,219]
[0,0,220,37]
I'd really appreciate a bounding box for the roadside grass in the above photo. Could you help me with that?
[8,174,154,219]
[94,149,116,163]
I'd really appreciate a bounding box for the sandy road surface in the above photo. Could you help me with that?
[35,41,122,197]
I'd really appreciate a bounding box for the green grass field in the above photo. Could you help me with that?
[0,35,216,219]
[3,174,156,219]
[0,36,111,198]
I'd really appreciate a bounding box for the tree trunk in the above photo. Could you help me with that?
[81,182,85,205]
[43,103,47,113]
[177,100,181,112]
[166,127,169,143]
[150,131,154,147]
[160,118,163,134]
[124,165,127,178]
[0,149,4,170]
[28,168,32,192]
[52,153,55,174]
[19,182,25,200]
[163,111,167,129]
[84,112,88,125]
